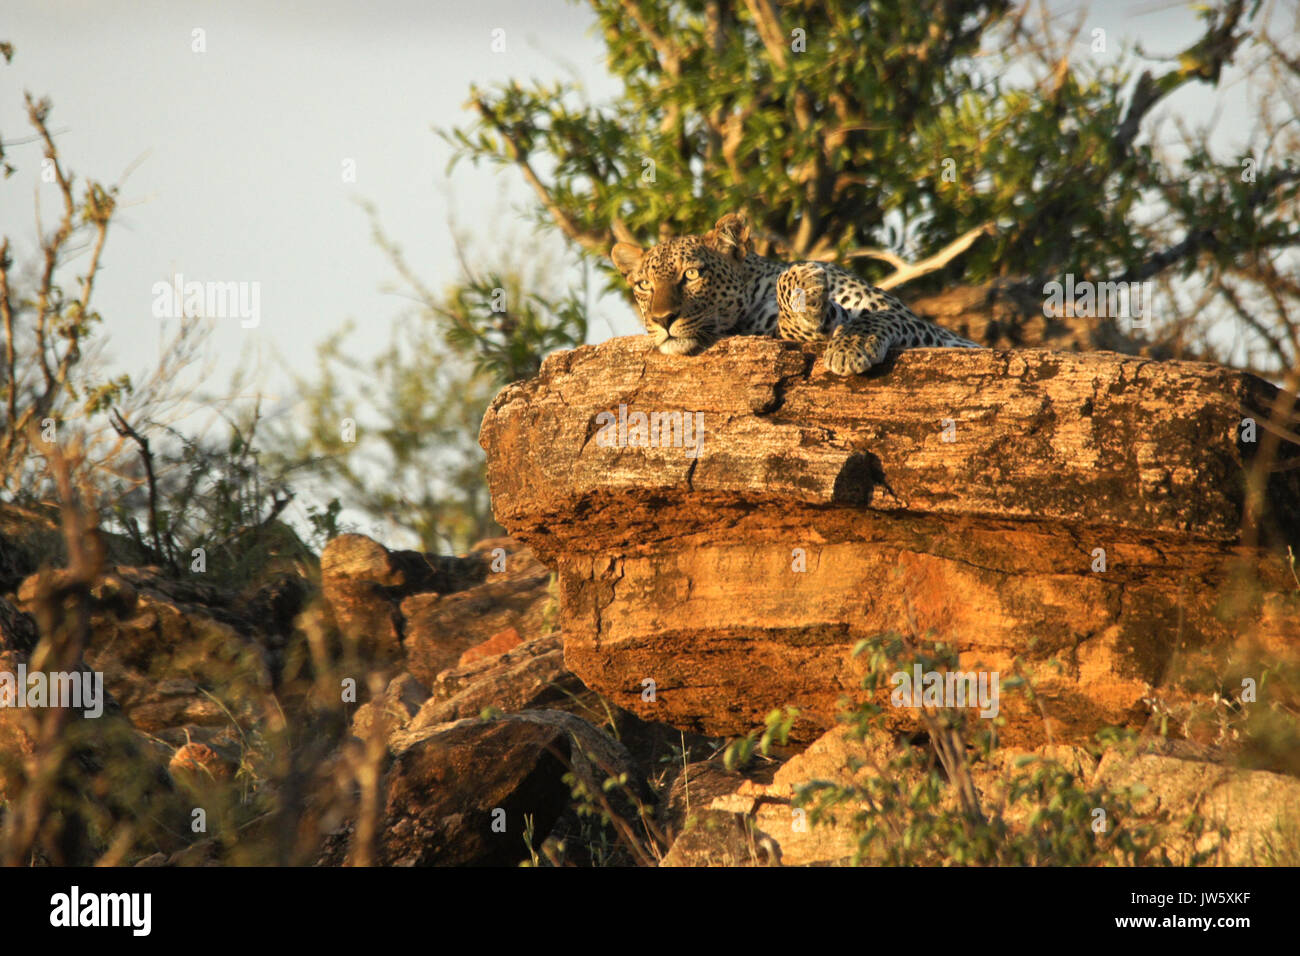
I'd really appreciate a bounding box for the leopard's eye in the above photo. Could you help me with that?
[684,267,703,281]
[635,279,652,292]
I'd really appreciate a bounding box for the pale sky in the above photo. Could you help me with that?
[1,0,627,413]
[0,0,1273,542]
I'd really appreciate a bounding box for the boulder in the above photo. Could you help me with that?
[377,717,570,866]
[479,336,1300,746]
[659,809,781,867]
[349,672,431,749]
[459,626,524,667]
[681,726,1300,866]
[376,709,645,867]
[319,535,554,687]
[319,533,488,665]
[700,726,906,866]
[1093,747,1300,865]
[399,632,586,738]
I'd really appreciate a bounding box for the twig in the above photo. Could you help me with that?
[109,409,169,571]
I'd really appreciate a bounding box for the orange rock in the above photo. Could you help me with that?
[168,742,233,782]
[480,336,1300,746]
[458,626,523,667]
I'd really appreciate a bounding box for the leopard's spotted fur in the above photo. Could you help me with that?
[611,213,980,374]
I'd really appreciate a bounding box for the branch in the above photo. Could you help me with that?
[3,97,116,480]
[77,187,112,314]
[1,239,16,452]
[28,93,76,395]
[616,0,685,141]
[109,409,169,571]
[616,0,681,77]
[1261,33,1300,78]
[1119,167,1300,284]
[842,222,995,290]
[1216,278,1290,369]
[703,1,727,163]
[0,438,103,866]
[610,217,637,246]
[739,0,829,256]
[1112,0,1248,163]
[1112,70,1161,162]
[470,98,608,255]
[743,0,788,71]
[1121,228,1300,285]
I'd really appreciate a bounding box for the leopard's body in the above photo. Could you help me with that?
[611,214,980,374]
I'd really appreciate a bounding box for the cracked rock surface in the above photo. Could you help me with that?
[480,336,1300,745]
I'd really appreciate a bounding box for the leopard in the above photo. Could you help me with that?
[611,213,980,374]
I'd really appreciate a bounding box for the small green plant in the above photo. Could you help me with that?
[722,706,799,772]
[520,813,541,867]
[794,634,1223,866]
[545,738,666,868]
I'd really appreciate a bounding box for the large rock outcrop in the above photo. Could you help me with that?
[479,336,1300,747]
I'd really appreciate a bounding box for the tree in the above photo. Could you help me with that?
[1,89,128,498]
[447,0,1299,373]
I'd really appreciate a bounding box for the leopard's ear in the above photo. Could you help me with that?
[705,213,751,261]
[611,242,644,278]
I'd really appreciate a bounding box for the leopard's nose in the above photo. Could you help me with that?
[648,311,679,330]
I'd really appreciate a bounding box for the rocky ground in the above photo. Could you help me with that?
[1,337,1298,866]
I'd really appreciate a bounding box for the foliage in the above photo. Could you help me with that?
[448,0,1300,371]
[1,90,127,498]
[790,634,1224,866]
[107,407,315,587]
[722,705,798,771]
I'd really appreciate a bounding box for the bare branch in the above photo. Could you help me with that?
[843,222,995,290]
[1119,167,1300,284]
[28,93,77,394]
[470,97,608,255]
[1,239,16,454]
[1216,277,1290,369]
[109,409,170,571]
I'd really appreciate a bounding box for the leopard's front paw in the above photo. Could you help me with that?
[823,329,885,375]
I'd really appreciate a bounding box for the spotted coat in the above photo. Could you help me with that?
[611,214,980,374]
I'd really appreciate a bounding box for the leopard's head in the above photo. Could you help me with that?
[610,213,751,355]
